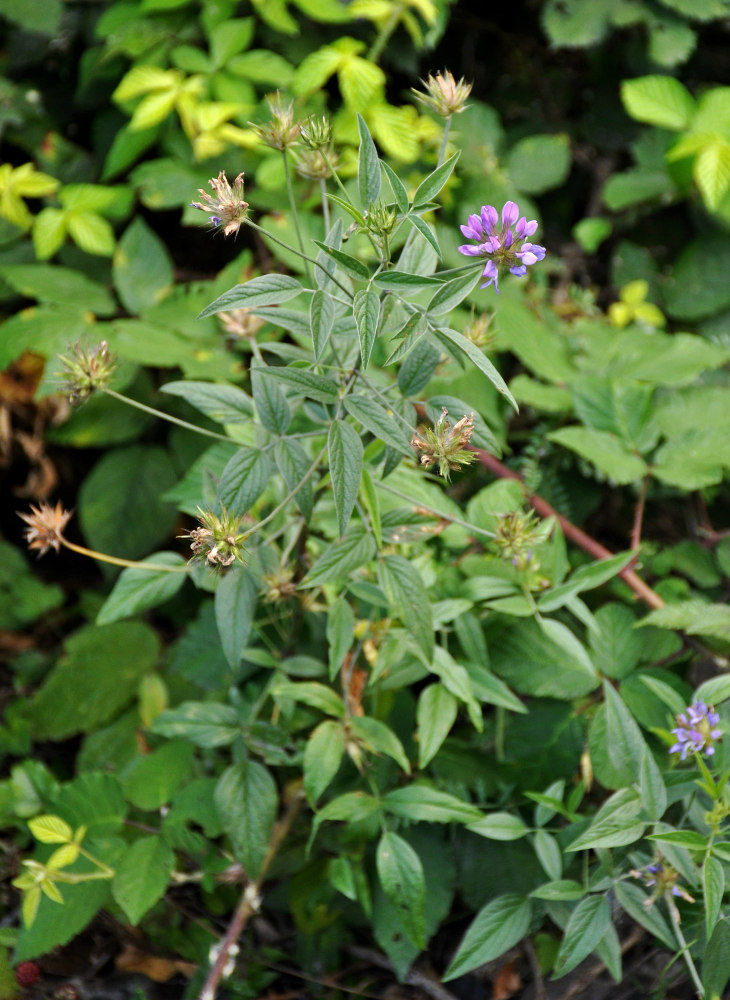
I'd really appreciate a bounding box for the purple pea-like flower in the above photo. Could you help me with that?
[669,701,722,760]
[458,200,545,293]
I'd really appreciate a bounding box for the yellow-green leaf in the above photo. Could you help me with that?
[67,212,116,256]
[28,815,73,844]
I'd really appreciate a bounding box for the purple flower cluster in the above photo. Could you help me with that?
[670,702,721,760]
[458,201,545,293]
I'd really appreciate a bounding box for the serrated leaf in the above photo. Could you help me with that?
[416,684,458,769]
[28,815,73,845]
[329,420,363,536]
[217,448,271,514]
[379,554,433,661]
[694,140,730,210]
[198,274,304,318]
[304,720,345,805]
[96,553,187,624]
[327,597,354,681]
[273,680,345,717]
[621,75,695,130]
[275,438,314,519]
[112,836,174,925]
[150,702,240,748]
[215,761,278,878]
[215,567,258,670]
[552,895,611,979]
[548,426,648,484]
[251,363,291,435]
[353,288,380,369]
[350,716,410,772]
[301,530,376,587]
[161,381,253,424]
[256,366,339,403]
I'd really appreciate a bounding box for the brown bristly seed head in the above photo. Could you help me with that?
[18,501,73,556]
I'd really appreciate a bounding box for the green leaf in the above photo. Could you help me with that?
[357,112,381,208]
[538,551,636,613]
[703,919,730,1000]
[621,75,695,130]
[217,447,271,514]
[96,552,187,624]
[533,829,563,881]
[638,746,667,822]
[161,380,253,424]
[531,880,584,901]
[198,274,304,318]
[382,160,409,213]
[67,211,116,256]
[373,270,441,292]
[397,337,440,396]
[407,214,441,256]
[215,761,278,878]
[0,263,115,315]
[416,684,458,769]
[379,554,434,662]
[28,623,159,740]
[350,716,410,772]
[301,530,376,587]
[327,598,354,681]
[313,239,370,281]
[412,151,460,206]
[566,792,645,851]
[304,720,344,806]
[506,133,571,194]
[251,363,292,434]
[275,438,314,519]
[123,740,194,810]
[353,288,380,369]
[28,815,73,844]
[548,426,648,484]
[614,882,674,950]
[427,269,482,317]
[344,395,412,455]
[703,856,725,941]
[695,675,730,706]
[443,895,532,981]
[383,785,482,824]
[603,682,647,783]
[376,832,426,949]
[552,895,611,979]
[467,813,529,842]
[694,139,730,209]
[112,217,173,314]
[491,619,599,699]
[431,326,517,409]
[150,702,240,748]
[112,836,174,925]
[310,289,335,360]
[256,366,339,403]
[588,604,642,680]
[215,567,258,669]
[329,419,363,536]
[273,680,345,717]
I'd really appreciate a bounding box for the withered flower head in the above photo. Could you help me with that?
[218,307,266,341]
[262,566,297,603]
[18,501,72,556]
[180,506,248,569]
[412,70,472,117]
[411,407,475,480]
[299,114,333,150]
[57,340,116,403]
[190,171,248,238]
[250,92,300,151]
[295,148,337,181]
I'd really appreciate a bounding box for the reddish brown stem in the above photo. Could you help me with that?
[472,449,665,610]
[628,476,649,569]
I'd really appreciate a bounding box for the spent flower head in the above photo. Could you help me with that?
[670,701,722,760]
[458,200,546,294]
[412,70,472,117]
[411,407,475,480]
[493,509,552,572]
[631,860,695,922]
[18,501,73,556]
[180,506,248,569]
[462,308,495,349]
[250,92,300,151]
[295,148,337,181]
[57,340,116,403]
[190,171,248,238]
[217,307,265,342]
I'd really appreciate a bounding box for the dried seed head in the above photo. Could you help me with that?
[412,70,472,117]
[180,506,248,569]
[218,307,266,341]
[411,408,476,480]
[18,501,73,556]
[190,171,248,238]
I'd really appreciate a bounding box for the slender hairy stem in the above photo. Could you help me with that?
[375,480,496,540]
[61,538,189,573]
[438,115,453,167]
[101,388,236,445]
[246,219,353,300]
[283,151,312,284]
[247,444,327,536]
[322,151,353,204]
[198,791,304,1000]
[320,178,330,232]
[471,448,665,610]
[669,906,705,999]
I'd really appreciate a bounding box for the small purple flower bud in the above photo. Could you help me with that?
[481,205,498,232]
[502,201,519,227]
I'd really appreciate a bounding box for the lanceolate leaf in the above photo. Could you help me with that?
[344,395,412,455]
[443,895,532,981]
[198,274,304,318]
[251,362,291,435]
[256,366,340,403]
[412,151,460,207]
[310,288,335,359]
[217,448,271,514]
[381,159,409,213]
[313,241,370,281]
[274,438,314,519]
[353,288,380,369]
[96,552,187,624]
[552,894,611,979]
[328,420,364,536]
[357,112,381,208]
[215,567,258,669]
[431,326,517,409]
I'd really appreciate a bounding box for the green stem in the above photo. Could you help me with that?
[437,115,453,167]
[669,905,705,999]
[375,480,496,539]
[246,219,353,301]
[367,3,402,62]
[494,705,505,762]
[283,150,312,285]
[322,151,353,204]
[61,538,189,574]
[246,443,328,536]
[321,178,331,232]
[101,388,236,445]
